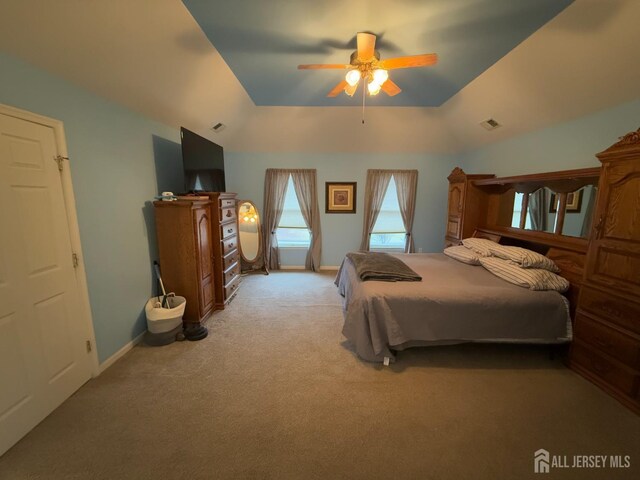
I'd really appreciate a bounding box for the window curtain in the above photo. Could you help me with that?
[393,170,419,253]
[262,169,290,270]
[360,170,393,251]
[291,169,322,271]
[528,188,548,231]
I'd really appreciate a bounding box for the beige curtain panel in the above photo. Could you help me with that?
[291,169,322,271]
[360,170,393,251]
[393,170,419,253]
[262,169,290,270]
[263,168,322,271]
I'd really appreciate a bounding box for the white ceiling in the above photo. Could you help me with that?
[0,0,638,154]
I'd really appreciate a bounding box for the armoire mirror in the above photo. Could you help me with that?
[478,167,600,240]
[237,200,267,274]
[498,183,598,238]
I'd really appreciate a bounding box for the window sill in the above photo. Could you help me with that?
[278,245,310,250]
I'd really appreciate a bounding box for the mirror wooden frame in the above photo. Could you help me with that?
[236,200,268,274]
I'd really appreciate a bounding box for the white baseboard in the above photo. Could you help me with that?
[97,331,145,375]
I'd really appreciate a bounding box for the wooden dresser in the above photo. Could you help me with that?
[205,192,241,309]
[445,168,494,247]
[154,199,215,325]
[569,128,640,414]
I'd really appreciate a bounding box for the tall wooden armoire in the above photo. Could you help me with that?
[154,199,216,325]
[570,128,640,414]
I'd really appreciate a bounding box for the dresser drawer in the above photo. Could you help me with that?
[571,341,639,397]
[220,207,236,223]
[579,286,640,335]
[574,312,640,368]
[223,249,238,270]
[221,221,237,240]
[219,198,235,209]
[224,262,239,285]
[222,235,238,255]
[225,275,241,300]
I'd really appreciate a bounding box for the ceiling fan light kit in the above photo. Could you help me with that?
[298,32,438,100]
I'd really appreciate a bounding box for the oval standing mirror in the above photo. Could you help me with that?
[237,200,267,274]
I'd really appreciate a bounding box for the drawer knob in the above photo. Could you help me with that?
[227,228,233,233]
[229,243,234,248]
[226,210,232,217]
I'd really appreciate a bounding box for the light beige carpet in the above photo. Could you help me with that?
[1,271,639,480]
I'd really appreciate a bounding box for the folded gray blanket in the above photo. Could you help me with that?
[346,252,422,282]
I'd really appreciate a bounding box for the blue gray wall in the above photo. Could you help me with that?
[0,53,182,363]
[459,100,640,176]
[225,152,451,266]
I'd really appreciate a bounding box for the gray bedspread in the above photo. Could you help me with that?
[346,251,422,282]
[335,253,572,362]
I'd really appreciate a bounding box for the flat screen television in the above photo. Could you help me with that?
[180,127,225,192]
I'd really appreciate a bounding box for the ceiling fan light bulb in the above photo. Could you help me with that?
[372,69,389,85]
[344,83,358,97]
[367,80,381,96]
[345,70,361,86]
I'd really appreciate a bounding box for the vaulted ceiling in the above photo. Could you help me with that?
[0,0,638,153]
[182,0,573,107]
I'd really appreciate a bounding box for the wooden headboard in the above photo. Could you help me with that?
[473,227,587,319]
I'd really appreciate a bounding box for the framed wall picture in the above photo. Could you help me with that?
[325,182,356,213]
[549,190,583,213]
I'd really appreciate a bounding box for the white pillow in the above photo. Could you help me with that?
[461,238,496,257]
[444,246,481,265]
[479,257,569,292]
[486,244,560,272]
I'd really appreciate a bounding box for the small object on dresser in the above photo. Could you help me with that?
[153,192,177,201]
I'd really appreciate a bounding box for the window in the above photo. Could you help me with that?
[370,176,406,250]
[511,192,532,229]
[276,175,311,248]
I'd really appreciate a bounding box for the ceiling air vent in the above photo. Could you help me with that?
[480,118,501,131]
[211,122,226,133]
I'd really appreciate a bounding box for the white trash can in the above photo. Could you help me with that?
[145,296,186,334]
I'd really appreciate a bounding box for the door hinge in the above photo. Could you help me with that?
[86,340,92,353]
[72,253,79,268]
[53,155,68,172]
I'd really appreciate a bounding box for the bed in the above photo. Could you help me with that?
[335,253,572,363]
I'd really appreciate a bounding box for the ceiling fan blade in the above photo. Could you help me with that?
[327,80,349,97]
[378,54,438,70]
[381,79,402,96]
[356,32,376,61]
[298,64,350,70]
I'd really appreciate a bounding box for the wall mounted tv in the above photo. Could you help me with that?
[180,127,226,192]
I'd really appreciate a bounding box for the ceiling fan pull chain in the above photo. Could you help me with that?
[362,81,366,124]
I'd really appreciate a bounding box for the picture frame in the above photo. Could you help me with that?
[549,190,583,214]
[325,182,357,214]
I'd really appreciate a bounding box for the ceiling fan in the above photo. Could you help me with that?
[298,32,438,98]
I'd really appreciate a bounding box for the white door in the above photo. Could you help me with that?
[0,112,93,456]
